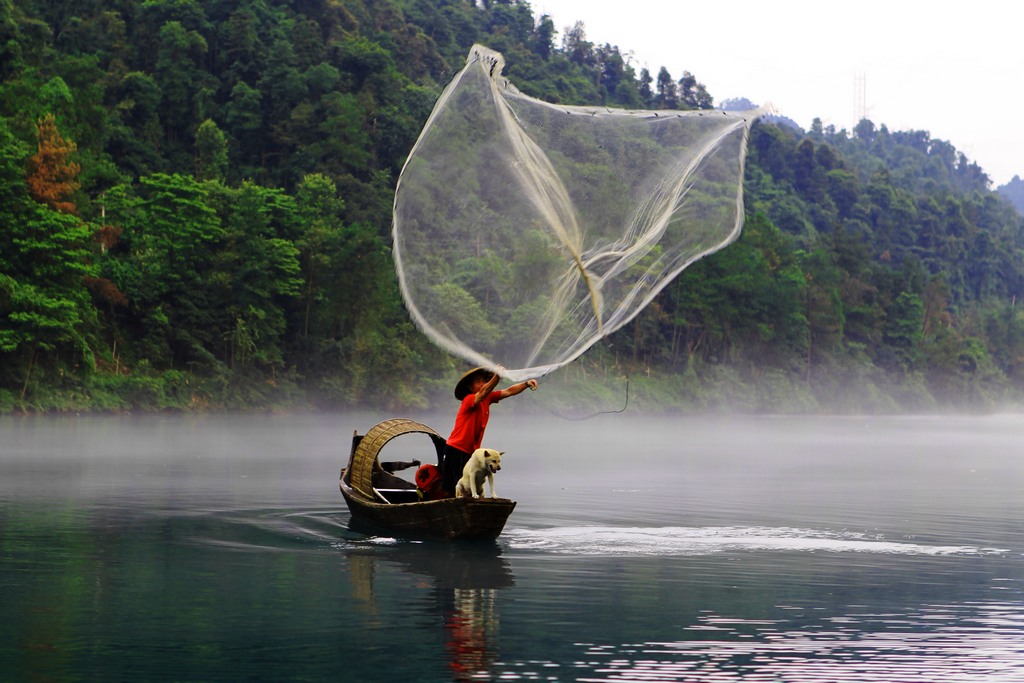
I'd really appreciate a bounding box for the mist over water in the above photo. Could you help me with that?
[2,412,1023,681]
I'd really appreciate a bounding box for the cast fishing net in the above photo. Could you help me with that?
[393,45,763,381]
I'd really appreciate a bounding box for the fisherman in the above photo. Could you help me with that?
[440,365,537,497]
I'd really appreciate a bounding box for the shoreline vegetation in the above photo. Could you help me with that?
[3,349,1021,416]
[2,0,1023,416]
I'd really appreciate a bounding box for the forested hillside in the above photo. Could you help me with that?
[998,176,1024,215]
[2,0,1023,413]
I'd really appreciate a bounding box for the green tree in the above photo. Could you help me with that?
[677,71,711,110]
[883,290,924,372]
[294,173,345,338]
[799,245,845,383]
[562,21,594,67]
[206,181,301,373]
[103,173,223,368]
[259,38,308,126]
[534,14,555,60]
[194,118,228,182]
[0,118,98,401]
[220,7,261,85]
[106,71,164,176]
[655,66,677,109]
[154,21,209,143]
[224,81,263,173]
[638,68,653,108]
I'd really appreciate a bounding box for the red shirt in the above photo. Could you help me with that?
[446,392,501,453]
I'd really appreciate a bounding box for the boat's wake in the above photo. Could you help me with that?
[175,508,364,553]
[504,525,1007,557]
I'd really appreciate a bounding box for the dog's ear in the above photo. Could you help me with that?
[498,451,505,456]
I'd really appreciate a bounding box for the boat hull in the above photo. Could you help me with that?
[340,477,516,540]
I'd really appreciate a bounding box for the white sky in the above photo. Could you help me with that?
[534,1,1023,186]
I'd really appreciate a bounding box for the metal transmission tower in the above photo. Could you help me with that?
[854,73,867,127]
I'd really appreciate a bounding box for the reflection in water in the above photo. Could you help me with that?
[443,587,498,681]
[346,542,514,682]
[567,597,1024,682]
[349,554,380,621]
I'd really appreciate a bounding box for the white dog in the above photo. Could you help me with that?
[456,448,503,499]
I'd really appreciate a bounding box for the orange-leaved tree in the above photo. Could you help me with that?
[26,113,80,215]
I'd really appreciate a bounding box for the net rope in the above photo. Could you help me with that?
[393,45,763,382]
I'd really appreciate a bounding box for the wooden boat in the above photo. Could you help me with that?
[339,418,516,540]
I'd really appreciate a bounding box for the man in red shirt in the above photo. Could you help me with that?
[440,365,538,496]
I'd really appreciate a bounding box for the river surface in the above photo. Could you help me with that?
[1,411,1023,682]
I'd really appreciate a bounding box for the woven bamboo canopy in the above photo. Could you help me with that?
[349,418,445,499]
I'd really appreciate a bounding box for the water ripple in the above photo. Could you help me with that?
[174,507,361,552]
[495,600,1024,682]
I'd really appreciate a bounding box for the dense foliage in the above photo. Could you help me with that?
[1,0,1022,413]
[998,175,1024,215]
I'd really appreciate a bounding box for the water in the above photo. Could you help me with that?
[2,412,1023,681]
